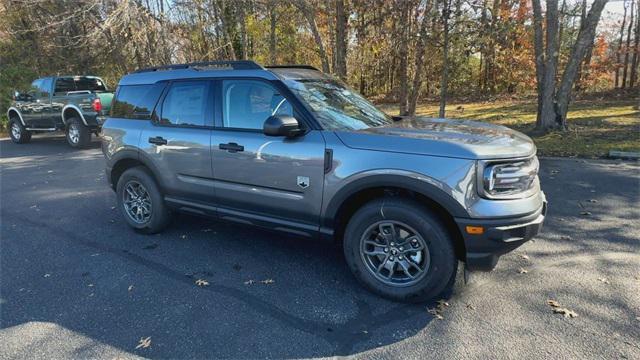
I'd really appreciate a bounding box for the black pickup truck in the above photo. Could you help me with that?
[7,76,113,148]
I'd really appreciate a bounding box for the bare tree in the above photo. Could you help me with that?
[623,0,635,88]
[532,0,609,131]
[438,0,451,118]
[398,0,410,115]
[293,0,330,72]
[631,0,640,87]
[335,0,348,80]
[269,0,277,64]
[615,0,629,88]
[408,0,433,116]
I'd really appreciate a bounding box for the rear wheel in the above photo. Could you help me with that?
[343,198,457,302]
[9,118,31,144]
[116,166,170,234]
[66,118,90,148]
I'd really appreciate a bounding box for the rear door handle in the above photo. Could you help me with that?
[148,136,167,145]
[219,142,244,153]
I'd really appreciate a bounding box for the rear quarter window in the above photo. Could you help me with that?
[111,83,166,119]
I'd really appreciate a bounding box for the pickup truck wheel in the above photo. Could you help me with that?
[66,118,90,148]
[9,119,31,144]
[343,198,457,303]
[116,166,170,234]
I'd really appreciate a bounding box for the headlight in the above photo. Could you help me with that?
[478,156,539,199]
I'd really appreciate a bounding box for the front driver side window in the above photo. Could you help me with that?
[222,80,293,130]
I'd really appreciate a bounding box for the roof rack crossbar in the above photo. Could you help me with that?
[265,65,319,71]
[134,60,263,73]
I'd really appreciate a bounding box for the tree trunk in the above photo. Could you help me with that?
[294,0,330,73]
[555,0,609,128]
[438,0,450,118]
[335,0,348,80]
[398,0,409,115]
[616,1,628,88]
[631,0,640,87]
[408,0,433,116]
[622,0,635,88]
[539,0,560,130]
[532,0,545,125]
[574,0,590,93]
[269,0,277,64]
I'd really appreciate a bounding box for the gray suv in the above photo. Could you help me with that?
[102,61,546,302]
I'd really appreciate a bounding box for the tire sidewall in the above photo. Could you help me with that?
[66,118,90,148]
[116,167,169,233]
[343,198,456,302]
[8,119,30,144]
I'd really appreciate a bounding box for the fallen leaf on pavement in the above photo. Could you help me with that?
[135,337,151,349]
[580,211,592,216]
[437,299,449,308]
[553,307,578,318]
[587,199,598,203]
[128,285,134,292]
[547,299,560,308]
[597,277,610,284]
[560,235,572,240]
[43,274,51,278]
[181,234,187,239]
[195,279,209,287]
[518,268,528,274]
[519,254,530,260]
[427,308,444,320]
[261,279,275,284]
[466,303,475,310]
[244,279,255,285]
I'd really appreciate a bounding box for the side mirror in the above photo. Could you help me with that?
[263,115,303,137]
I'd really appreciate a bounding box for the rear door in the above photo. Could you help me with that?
[210,79,326,234]
[139,80,216,208]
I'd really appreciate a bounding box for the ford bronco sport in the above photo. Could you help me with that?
[102,61,546,302]
[8,75,113,148]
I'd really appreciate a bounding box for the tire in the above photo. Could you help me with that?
[116,166,171,234]
[343,197,457,303]
[8,118,31,144]
[66,118,91,148]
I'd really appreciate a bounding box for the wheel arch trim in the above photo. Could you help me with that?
[62,104,88,126]
[322,171,470,229]
[109,150,166,190]
[7,107,26,126]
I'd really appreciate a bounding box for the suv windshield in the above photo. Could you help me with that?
[284,78,392,131]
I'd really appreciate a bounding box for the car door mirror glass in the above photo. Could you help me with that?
[263,115,302,137]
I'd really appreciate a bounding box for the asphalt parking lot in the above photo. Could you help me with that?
[1,134,639,359]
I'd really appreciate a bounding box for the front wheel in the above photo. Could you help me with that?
[9,118,31,144]
[343,198,457,302]
[116,166,171,234]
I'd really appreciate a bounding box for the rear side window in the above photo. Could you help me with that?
[159,81,210,127]
[54,77,107,94]
[111,83,165,119]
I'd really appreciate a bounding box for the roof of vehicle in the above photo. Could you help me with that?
[118,61,329,86]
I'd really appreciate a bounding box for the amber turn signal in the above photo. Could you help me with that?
[465,226,484,235]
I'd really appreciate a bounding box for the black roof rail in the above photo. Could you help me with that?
[265,64,320,71]
[134,60,263,73]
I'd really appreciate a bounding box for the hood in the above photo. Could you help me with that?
[334,117,536,160]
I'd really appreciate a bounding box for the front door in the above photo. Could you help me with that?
[19,78,50,128]
[211,79,326,234]
[139,80,216,208]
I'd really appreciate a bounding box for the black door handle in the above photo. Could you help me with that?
[148,136,167,145]
[219,142,244,153]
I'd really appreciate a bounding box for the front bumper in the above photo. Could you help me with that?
[455,195,547,271]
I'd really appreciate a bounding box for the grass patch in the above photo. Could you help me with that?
[379,99,639,158]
